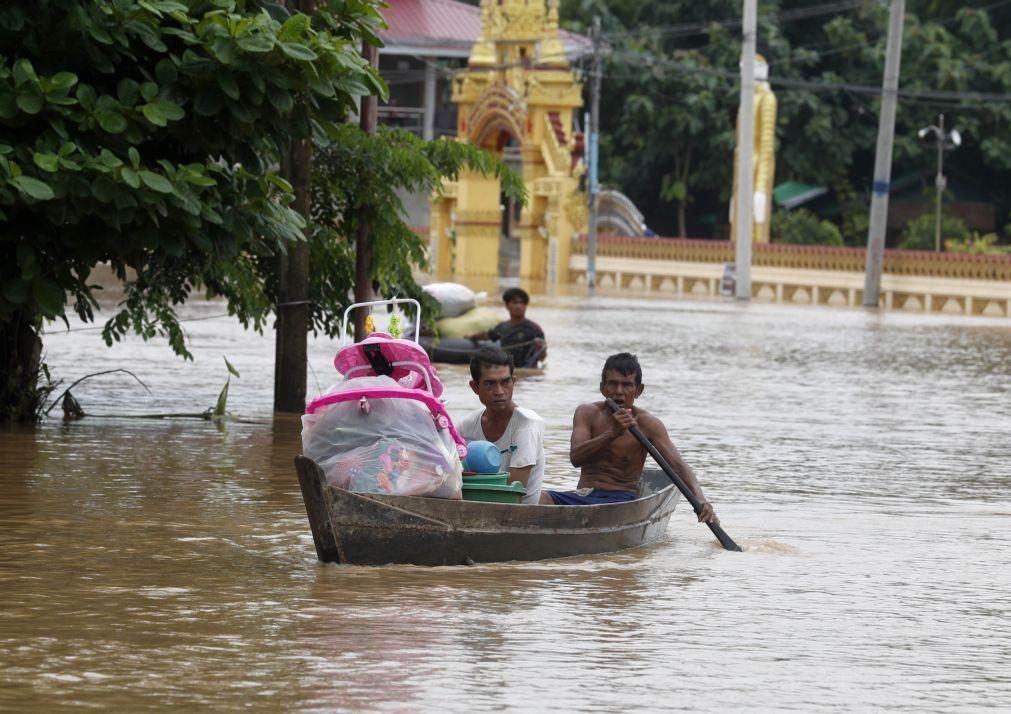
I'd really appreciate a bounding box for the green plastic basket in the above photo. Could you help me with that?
[462,471,510,485]
[461,481,526,504]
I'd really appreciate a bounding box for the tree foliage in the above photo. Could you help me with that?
[309,125,526,338]
[899,213,968,250]
[561,0,1011,242]
[0,0,524,422]
[771,208,843,246]
[1,0,386,354]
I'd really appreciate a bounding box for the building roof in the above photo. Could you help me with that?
[379,0,480,57]
[378,0,590,58]
[773,181,828,210]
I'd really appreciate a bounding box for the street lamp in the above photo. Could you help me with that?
[918,113,961,251]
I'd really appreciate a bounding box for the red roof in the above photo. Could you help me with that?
[378,0,590,57]
[379,0,481,55]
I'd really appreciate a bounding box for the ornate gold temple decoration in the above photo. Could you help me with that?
[432,0,585,282]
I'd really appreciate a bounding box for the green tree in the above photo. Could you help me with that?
[771,208,843,246]
[899,213,969,251]
[561,1,1011,242]
[308,125,525,338]
[1,0,386,421]
[0,0,521,420]
[563,1,741,237]
[0,0,522,423]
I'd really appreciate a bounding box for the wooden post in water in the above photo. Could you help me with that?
[273,0,316,413]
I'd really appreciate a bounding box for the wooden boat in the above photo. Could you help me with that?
[294,456,679,566]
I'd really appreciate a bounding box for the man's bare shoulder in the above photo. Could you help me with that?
[573,401,605,419]
[632,407,667,434]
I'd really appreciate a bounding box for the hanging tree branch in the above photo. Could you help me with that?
[44,369,152,416]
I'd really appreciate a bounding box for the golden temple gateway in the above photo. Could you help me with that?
[430,0,586,284]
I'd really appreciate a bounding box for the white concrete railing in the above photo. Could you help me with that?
[568,254,1011,318]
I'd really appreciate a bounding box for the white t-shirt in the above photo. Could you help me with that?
[458,406,545,505]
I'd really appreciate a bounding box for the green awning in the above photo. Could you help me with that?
[773,181,828,210]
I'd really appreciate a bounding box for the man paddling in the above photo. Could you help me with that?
[466,287,546,368]
[540,352,718,523]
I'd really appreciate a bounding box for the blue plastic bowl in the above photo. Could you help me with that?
[463,440,502,474]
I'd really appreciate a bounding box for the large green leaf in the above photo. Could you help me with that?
[16,91,43,114]
[32,152,60,172]
[216,73,240,100]
[213,379,229,417]
[11,175,55,200]
[12,59,38,87]
[266,86,294,113]
[31,277,65,317]
[121,167,141,189]
[117,79,141,106]
[142,103,167,126]
[155,58,178,85]
[237,34,275,53]
[280,42,317,61]
[95,109,128,134]
[48,72,78,91]
[140,170,174,193]
[223,355,240,378]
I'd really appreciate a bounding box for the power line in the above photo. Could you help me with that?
[598,0,866,41]
[607,48,1011,104]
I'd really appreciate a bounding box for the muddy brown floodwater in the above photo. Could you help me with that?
[2,290,1009,710]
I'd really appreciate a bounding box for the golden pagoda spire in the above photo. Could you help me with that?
[538,0,566,66]
[470,0,497,66]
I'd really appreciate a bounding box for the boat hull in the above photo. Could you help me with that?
[417,335,492,364]
[295,456,678,566]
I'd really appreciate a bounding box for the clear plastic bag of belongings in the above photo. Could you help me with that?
[301,376,464,499]
[422,282,488,319]
[435,306,504,339]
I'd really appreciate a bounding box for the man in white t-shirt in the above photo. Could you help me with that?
[458,347,545,504]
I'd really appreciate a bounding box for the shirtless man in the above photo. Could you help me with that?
[540,353,718,523]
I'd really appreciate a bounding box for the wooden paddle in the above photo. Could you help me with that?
[605,398,742,552]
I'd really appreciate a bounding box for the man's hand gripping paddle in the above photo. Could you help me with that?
[605,398,742,552]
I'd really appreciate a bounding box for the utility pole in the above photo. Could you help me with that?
[355,41,379,341]
[734,0,756,301]
[586,15,602,289]
[863,0,905,307]
[932,112,946,252]
[273,0,315,414]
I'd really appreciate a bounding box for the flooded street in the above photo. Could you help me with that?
[2,290,1010,710]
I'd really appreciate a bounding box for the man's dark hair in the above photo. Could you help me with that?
[502,287,530,304]
[601,352,642,386]
[470,346,514,381]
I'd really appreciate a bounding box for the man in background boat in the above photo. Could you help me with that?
[458,347,545,505]
[540,353,718,522]
[465,288,547,368]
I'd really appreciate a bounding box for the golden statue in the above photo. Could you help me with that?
[730,55,777,244]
